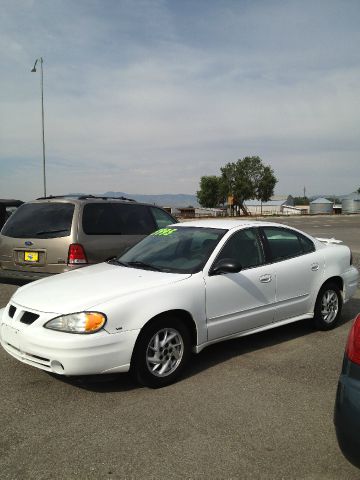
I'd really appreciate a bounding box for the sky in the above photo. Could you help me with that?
[1,0,360,201]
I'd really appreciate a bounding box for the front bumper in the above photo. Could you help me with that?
[0,306,140,376]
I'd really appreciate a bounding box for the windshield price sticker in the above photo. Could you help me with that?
[151,228,177,237]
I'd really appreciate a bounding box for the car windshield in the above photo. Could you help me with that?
[116,226,226,274]
[1,203,75,238]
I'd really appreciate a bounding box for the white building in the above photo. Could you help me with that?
[243,195,296,215]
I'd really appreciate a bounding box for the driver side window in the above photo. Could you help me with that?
[216,228,264,270]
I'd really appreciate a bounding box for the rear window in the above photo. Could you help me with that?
[82,203,156,235]
[1,203,75,239]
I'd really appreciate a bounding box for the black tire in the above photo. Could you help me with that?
[313,282,342,331]
[131,316,192,388]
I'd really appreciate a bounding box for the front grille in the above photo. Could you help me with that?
[20,311,40,325]
[8,305,16,318]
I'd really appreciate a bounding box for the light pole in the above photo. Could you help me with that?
[31,57,46,197]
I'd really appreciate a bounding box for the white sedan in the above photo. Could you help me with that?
[0,220,358,388]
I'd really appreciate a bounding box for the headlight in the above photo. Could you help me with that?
[44,312,106,334]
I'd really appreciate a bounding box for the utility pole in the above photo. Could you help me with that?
[31,57,46,197]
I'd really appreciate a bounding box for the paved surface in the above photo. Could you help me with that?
[1,215,360,479]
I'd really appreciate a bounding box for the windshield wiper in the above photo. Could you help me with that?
[33,229,69,235]
[126,261,162,272]
[107,258,129,267]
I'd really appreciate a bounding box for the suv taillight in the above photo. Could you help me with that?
[68,244,88,265]
[346,314,360,365]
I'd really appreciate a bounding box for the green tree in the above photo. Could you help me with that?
[293,196,309,205]
[257,165,277,203]
[220,156,277,215]
[197,176,224,208]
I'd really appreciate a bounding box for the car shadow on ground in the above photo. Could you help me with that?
[55,297,360,393]
[0,277,29,287]
[50,371,139,392]
[186,299,359,381]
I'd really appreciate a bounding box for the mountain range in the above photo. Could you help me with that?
[68,192,200,207]
[66,191,357,207]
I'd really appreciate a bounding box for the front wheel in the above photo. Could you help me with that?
[313,282,342,330]
[131,316,191,388]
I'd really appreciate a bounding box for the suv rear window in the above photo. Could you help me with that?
[82,203,156,235]
[1,203,75,239]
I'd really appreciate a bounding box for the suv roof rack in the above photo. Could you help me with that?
[36,195,74,200]
[77,195,136,202]
[35,194,136,202]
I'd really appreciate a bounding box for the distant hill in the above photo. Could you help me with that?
[66,191,357,207]
[67,192,199,207]
[104,192,199,207]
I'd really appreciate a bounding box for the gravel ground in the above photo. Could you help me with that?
[0,215,360,479]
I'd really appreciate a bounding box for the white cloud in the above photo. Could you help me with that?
[1,0,360,200]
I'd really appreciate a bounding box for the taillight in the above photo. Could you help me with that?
[68,243,88,265]
[346,314,360,365]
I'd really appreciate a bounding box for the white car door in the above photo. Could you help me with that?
[204,228,276,341]
[260,226,323,322]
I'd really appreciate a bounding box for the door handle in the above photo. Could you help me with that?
[259,274,272,283]
[311,263,319,271]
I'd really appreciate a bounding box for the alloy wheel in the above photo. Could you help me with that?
[321,289,339,324]
[146,328,184,377]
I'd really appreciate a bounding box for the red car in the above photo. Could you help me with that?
[334,313,360,469]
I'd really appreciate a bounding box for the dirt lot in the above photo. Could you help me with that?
[0,215,360,479]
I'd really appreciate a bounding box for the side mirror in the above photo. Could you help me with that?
[210,258,242,276]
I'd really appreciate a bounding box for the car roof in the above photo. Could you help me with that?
[171,219,290,230]
[24,195,169,209]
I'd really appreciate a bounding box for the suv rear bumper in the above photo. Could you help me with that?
[0,264,83,282]
[0,268,55,282]
[0,268,54,282]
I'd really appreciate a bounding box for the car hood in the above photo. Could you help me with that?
[11,262,191,314]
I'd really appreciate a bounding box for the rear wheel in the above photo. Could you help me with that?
[131,316,191,388]
[314,282,342,330]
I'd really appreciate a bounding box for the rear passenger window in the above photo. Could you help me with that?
[82,203,155,235]
[151,207,175,229]
[262,227,312,261]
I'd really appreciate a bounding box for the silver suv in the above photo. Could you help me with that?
[0,195,177,281]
